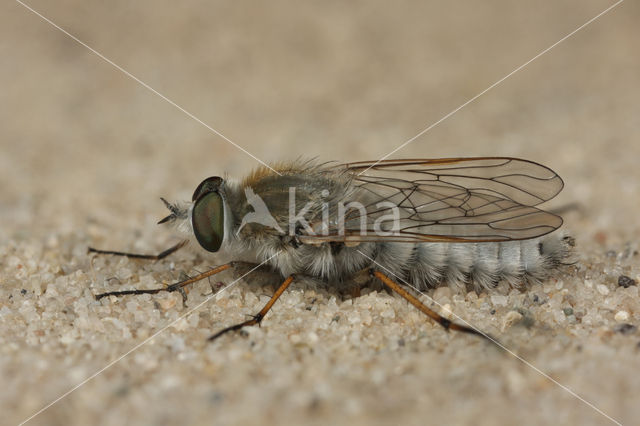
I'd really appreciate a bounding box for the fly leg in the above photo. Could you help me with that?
[208,275,295,342]
[370,269,495,343]
[88,240,188,260]
[91,239,192,301]
[95,262,234,300]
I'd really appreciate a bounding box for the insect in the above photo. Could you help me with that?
[90,157,574,342]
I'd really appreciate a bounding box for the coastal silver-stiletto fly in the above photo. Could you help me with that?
[90,157,574,341]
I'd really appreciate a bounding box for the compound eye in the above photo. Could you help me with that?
[192,176,223,201]
[192,191,224,252]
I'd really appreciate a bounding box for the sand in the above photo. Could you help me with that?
[2,1,639,425]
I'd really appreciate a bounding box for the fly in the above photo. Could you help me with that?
[89,157,574,343]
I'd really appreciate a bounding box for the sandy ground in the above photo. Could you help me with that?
[2,1,639,425]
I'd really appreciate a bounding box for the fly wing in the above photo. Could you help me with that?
[300,157,564,244]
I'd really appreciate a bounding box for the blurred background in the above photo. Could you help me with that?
[2,0,638,241]
[1,0,638,425]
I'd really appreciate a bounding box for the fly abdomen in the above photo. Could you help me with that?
[397,233,573,291]
[407,242,500,291]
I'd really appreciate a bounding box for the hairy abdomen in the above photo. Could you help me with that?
[382,233,575,291]
[253,233,573,291]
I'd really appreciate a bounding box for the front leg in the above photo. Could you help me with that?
[89,240,188,260]
[94,262,236,300]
